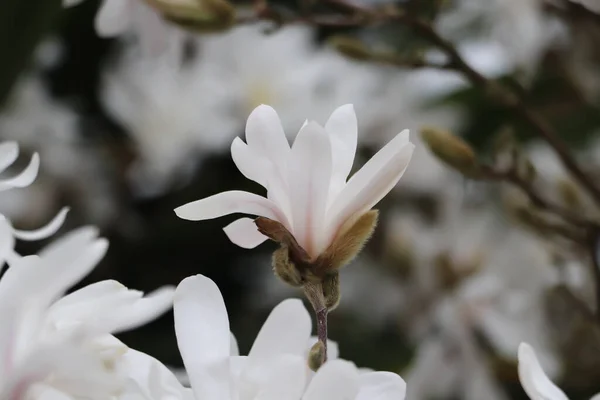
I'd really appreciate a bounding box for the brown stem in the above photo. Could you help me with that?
[316,307,329,362]
[588,228,600,318]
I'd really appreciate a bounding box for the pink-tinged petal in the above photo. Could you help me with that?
[325,130,413,245]
[245,105,290,172]
[95,0,132,37]
[0,142,18,173]
[223,218,268,249]
[231,137,270,188]
[249,299,311,362]
[174,275,231,400]
[174,191,282,222]
[12,207,69,241]
[356,372,406,400]
[302,360,359,400]
[325,105,358,201]
[288,122,332,257]
[0,153,39,191]
[518,343,568,400]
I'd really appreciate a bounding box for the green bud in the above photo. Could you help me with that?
[421,127,481,178]
[308,341,326,371]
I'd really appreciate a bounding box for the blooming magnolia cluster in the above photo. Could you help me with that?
[0,104,414,400]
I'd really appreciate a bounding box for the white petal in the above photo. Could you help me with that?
[0,218,15,269]
[0,142,18,173]
[231,332,239,356]
[325,130,413,245]
[231,137,270,188]
[249,299,312,362]
[95,0,132,37]
[517,343,568,400]
[12,207,69,241]
[63,0,86,6]
[245,105,290,172]
[110,285,175,333]
[174,275,231,400]
[0,152,39,191]
[223,218,268,249]
[590,393,600,400]
[252,355,307,400]
[288,122,333,257]
[302,360,359,400]
[356,372,406,400]
[175,191,283,222]
[325,105,358,201]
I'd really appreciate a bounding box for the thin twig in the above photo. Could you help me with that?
[588,229,600,319]
[316,308,329,362]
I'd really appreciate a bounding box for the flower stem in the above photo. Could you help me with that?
[316,307,329,362]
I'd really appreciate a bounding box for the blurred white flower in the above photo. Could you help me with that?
[63,0,184,59]
[517,342,599,400]
[571,0,600,13]
[126,273,407,400]
[176,104,414,259]
[0,226,174,399]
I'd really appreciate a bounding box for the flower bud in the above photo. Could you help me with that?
[308,341,326,371]
[420,127,481,177]
[272,246,303,287]
[323,273,341,311]
[328,36,371,61]
[315,210,378,274]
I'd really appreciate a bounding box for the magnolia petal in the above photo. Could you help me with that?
[0,218,15,269]
[231,332,239,356]
[174,275,231,400]
[110,286,175,334]
[302,360,359,400]
[175,191,282,222]
[12,207,69,241]
[288,122,333,257]
[590,393,600,400]
[0,142,18,173]
[95,0,132,37]
[231,137,270,188]
[223,218,268,249]
[356,372,407,400]
[325,104,358,201]
[249,299,312,362]
[517,343,568,400]
[326,130,413,245]
[245,105,290,171]
[253,355,307,400]
[0,152,40,191]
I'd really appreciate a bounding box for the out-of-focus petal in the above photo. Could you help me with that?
[223,218,268,249]
[302,360,359,400]
[0,153,40,191]
[287,122,332,257]
[95,0,132,37]
[13,207,69,241]
[356,372,406,400]
[0,142,18,173]
[174,275,231,400]
[517,342,568,400]
[249,299,311,362]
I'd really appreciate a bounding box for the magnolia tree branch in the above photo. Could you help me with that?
[237,1,600,204]
[588,230,600,319]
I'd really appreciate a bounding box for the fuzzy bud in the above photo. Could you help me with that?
[328,36,371,61]
[272,246,303,287]
[308,341,326,371]
[314,210,378,275]
[323,273,341,311]
[146,0,235,33]
[421,127,481,177]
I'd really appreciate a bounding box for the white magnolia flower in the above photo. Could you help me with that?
[175,104,414,259]
[517,342,600,400]
[0,227,174,399]
[119,273,406,400]
[63,0,184,59]
[0,141,71,267]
